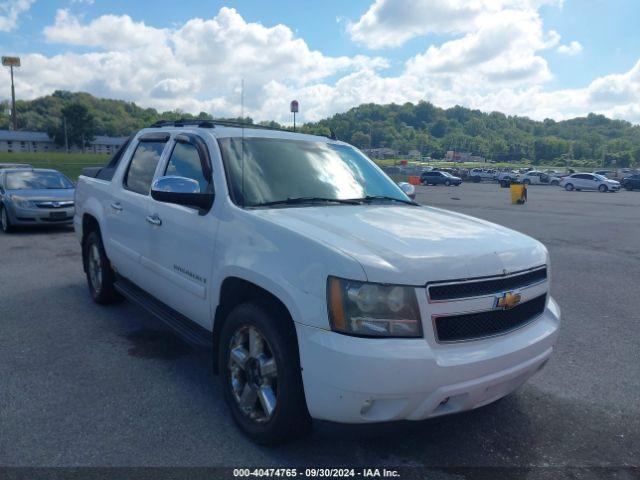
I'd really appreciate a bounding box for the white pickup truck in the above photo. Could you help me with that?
[74,121,560,444]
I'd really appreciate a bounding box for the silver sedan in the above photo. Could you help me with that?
[0,168,75,233]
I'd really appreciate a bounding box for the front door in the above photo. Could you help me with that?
[143,134,219,328]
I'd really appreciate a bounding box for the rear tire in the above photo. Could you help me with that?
[598,184,608,192]
[83,230,119,304]
[219,302,311,445]
[0,205,14,233]
[565,183,574,191]
[523,179,531,185]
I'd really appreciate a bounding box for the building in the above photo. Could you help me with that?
[0,130,128,155]
[444,150,485,163]
[363,147,397,159]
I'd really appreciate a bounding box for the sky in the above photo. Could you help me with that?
[1,0,639,125]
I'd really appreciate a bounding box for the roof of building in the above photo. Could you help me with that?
[0,130,50,142]
[0,130,128,146]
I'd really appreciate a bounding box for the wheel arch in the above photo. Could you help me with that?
[212,276,298,373]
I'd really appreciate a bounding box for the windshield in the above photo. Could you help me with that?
[219,137,410,207]
[6,171,74,190]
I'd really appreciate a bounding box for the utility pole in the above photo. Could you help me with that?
[2,56,21,131]
[63,116,69,153]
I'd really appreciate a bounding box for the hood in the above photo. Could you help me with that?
[252,205,548,285]
[8,188,74,201]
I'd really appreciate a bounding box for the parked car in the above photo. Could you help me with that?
[0,163,32,170]
[592,170,615,178]
[75,120,560,444]
[420,170,462,186]
[0,168,75,233]
[559,173,620,192]
[621,174,640,191]
[468,168,497,182]
[517,171,561,186]
[496,170,519,182]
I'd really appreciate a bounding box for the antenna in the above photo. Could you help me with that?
[241,79,245,208]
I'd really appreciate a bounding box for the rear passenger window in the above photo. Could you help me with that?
[164,142,210,193]
[124,141,167,195]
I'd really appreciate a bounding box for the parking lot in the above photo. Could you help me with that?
[1,183,639,470]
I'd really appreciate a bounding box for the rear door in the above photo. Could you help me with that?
[105,133,169,287]
[143,133,219,327]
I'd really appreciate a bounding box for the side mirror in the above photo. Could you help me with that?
[151,176,214,211]
[397,182,416,200]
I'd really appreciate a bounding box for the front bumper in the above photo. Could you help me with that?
[297,297,560,423]
[7,204,74,226]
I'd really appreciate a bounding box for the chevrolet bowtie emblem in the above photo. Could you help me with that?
[495,292,521,310]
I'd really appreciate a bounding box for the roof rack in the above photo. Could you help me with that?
[148,118,291,133]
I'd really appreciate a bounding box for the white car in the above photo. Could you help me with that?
[560,173,620,192]
[468,168,497,182]
[517,171,561,186]
[74,121,560,444]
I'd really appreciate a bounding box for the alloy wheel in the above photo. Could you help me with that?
[228,325,278,424]
[88,243,103,294]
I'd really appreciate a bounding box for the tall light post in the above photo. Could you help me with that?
[2,56,21,131]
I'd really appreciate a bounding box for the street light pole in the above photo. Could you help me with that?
[2,56,21,131]
[10,65,17,130]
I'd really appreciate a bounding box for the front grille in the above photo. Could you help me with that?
[434,294,547,342]
[428,267,547,301]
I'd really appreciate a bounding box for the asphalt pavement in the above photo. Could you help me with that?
[1,183,638,472]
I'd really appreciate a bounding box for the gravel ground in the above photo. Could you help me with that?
[0,183,638,473]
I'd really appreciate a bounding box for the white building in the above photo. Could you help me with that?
[0,130,128,155]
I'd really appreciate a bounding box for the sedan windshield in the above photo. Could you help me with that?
[6,171,74,190]
[219,137,411,207]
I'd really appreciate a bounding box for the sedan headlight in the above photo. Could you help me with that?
[327,277,422,337]
[10,196,33,208]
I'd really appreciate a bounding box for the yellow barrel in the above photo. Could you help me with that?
[510,183,527,204]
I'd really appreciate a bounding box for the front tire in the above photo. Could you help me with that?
[444,180,451,186]
[1,205,14,233]
[598,184,608,192]
[523,179,531,185]
[220,302,311,444]
[565,183,574,191]
[83,230,119,304]
[551,181,559,186]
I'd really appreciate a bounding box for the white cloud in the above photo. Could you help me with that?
[557,40,583,55]
[346,0,563,49]
[0,0,34,32]
[2,4,640,126]
[44,9,167,48]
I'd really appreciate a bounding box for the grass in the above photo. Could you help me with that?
[0,152,109,180]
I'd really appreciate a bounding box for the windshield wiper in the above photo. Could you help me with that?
[349,195,419,206]
[249,197,362,208]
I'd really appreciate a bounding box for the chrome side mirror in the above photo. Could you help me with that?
[397,182,416,200]
[151,176,214,211]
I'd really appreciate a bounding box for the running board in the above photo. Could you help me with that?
[115,277,212,348]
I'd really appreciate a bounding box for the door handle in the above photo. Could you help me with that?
[146,215,162,226]
[110,202,123,211]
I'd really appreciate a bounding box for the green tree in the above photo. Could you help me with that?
[48,103,97,151]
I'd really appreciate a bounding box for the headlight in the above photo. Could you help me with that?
[327,277,422,337]
[11,196,32,208]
